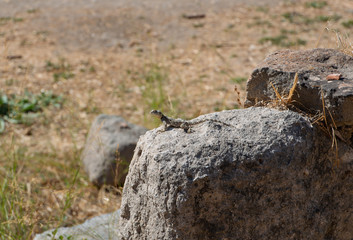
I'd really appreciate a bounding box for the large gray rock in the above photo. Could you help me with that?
[245,48,353,144]
[82,114,147,187]
[34,210,120,240]
[118,107,353,240]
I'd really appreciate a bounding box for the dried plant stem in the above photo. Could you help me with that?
[287,73,298,104]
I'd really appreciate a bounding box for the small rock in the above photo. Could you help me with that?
[34,210,120,240]
[326,73,342,81]
[82,114,147,187]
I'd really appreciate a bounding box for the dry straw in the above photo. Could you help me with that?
[269,72,298,106]
[269,73,342,168]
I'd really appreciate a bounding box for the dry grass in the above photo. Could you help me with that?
[1,0,353,238]
[267,71,345,170]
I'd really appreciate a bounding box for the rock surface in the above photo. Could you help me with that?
[245,48,353,144]
[34,210,120,240]
[82,114,147,187]
[117,107,353,239]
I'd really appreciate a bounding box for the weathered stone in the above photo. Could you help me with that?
[245,48,353,144]
[82,114,147,187]
[117,107,353,240]
[34,210,120,240]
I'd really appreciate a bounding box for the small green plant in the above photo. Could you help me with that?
[256,6,269,13]
[46,60,75,82]
[53,72,75,82]
[342,20,353,29]
[27,9,38,13]
[140,65,168,111]
[282,12,296,23]
[316,15,330,22]
[12,18,23,23]
[230,77,247,84]
[315,14,341,23]
[193,23,204,28]
[226,23,235,30]
[5,79,16,86]
[79,61,96,73]
[305,1,327,9]
[296,39,307,46]
[282,12,313,25]
[0,17,24,25]
[131,64,177,127]
[0,17,11,25]
[35,30,49,36]
[259,35,306,47]
[259,35,288,46]
[330,14,342,22]
[248,19,273,28]
[280,29,297,35]
[0,95,9,132]
[0,90,63,133]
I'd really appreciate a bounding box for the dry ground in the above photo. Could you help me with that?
[0,0,352,238]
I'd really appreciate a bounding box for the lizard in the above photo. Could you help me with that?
[150,109,234,133]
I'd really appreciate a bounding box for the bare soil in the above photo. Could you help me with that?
[0,0,286,51]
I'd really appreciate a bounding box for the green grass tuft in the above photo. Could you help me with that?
[0,144,34,240]
[342,20,353,28]
[46,59,75,82]
[136,65,169,112]
[305,1,327,9]
[0,90,63,133]
[230,77,247,84]
[259,35,307,47]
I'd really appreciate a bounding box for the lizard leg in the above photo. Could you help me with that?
[163,122,169,131]
[180,122,191,133]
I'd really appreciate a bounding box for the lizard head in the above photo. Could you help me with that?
[150,110,163,119]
